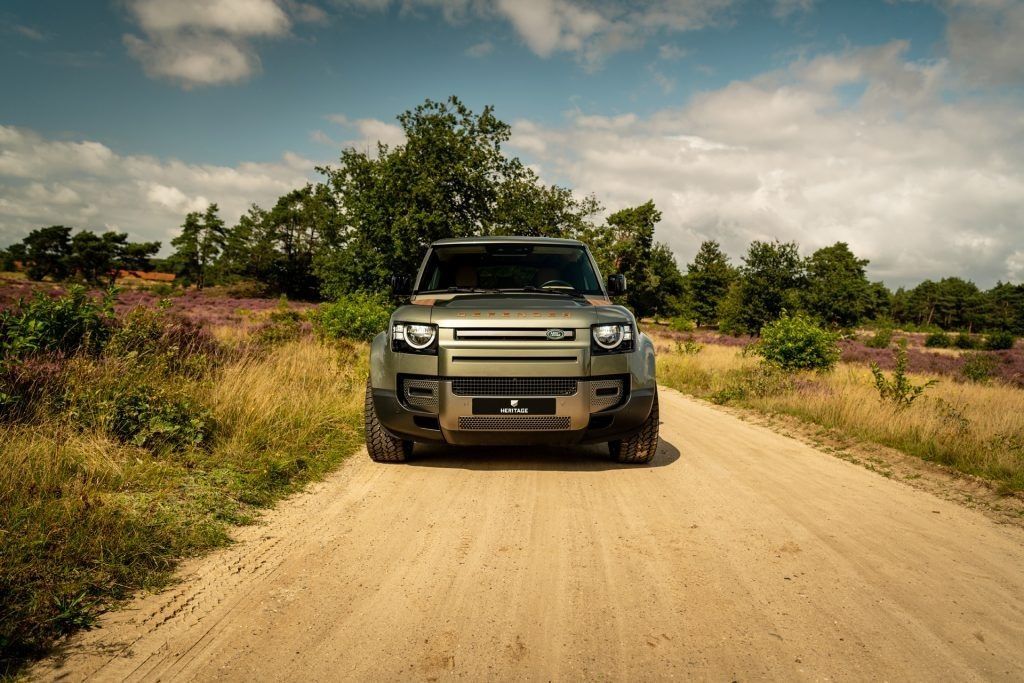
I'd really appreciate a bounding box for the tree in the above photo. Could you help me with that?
[733,240,805,334]
[604,201,659,314]
[862,281,892,321]
[987,281,1024,334]
[170,204,226,289]
[22,226,72,281]
[686,240,736,327]
[802,242,870,328]
[68,230,121,285]
[315,96,601,297]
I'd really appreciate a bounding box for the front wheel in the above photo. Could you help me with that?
[609,391,660,464]
[364,379,412,462]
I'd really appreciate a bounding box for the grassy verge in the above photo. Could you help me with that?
[656,340,1024,492]
[0,335,366,673]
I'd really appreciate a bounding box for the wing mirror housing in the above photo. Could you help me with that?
[606,273,627,296]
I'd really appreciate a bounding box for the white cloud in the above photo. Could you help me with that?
[0,125,313,248]
[123,0,293,87]
[507,41,1024,286]
[465,40,495,57]
[945,0,1024,85]
[772,0,815,19]
[326,114,407,150]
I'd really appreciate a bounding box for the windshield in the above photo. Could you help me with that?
[416,243,604,295]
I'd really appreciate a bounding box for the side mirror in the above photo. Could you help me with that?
[607,274,627,296]
[390,274,412,296]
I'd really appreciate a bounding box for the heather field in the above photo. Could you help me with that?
[654,326,1024,388]
[651,330,1024,493]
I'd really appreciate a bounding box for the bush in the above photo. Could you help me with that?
[864,326,894,349]
[254,298,305,346]
[674,337,703,355]
[710,364,790,404]
[924,331,951,348]
[954,332,976,350]
[0,286,114,359]
[103,384,213,450]
[312,293,392,342]
[870,342,937,409]
[984,330,1015,351]
[961,352,998,383]
[754,312,840,372]
[667,317,694,333]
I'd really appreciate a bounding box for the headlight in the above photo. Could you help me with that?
[392,322,438,354]
[591,323,635,354]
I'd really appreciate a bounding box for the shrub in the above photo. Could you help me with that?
[870,342,937,409]
[961,352,998,383]
[312,293,392,342]
[984,330,1015,351]
[924,331,951,348]
[711,364,790,404]
[0,286,114,359]
[954,332,976,349]
[667,317,694,333]
[674,337,703,355]
[254,299,305,346]
[864,326,894,349]
[754,312,840,372]
[103,384,213,450]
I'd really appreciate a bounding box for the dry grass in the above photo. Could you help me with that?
[0,338,367,671]
[656,340,1024,491]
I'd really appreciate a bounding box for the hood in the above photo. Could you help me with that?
[397,293,634,329]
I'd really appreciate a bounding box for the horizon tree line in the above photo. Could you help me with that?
[2,96,1022,336]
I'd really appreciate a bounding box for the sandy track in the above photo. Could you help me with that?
[37,388,1024,681]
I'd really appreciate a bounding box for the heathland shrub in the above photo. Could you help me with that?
[954,332,976,350]
[924,331,951,348]
[754,312,840,372]
[667,317,694,333]
[103,384,212,450]
[254,298,305,346]
[870,342,937,409]
[863,326,894,349]
[961,352,998,383]
[711,364,790,404]
[0,286,114,359]
[312,293,392,342]
[984,330,1015,351]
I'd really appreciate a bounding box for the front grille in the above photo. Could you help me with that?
[589,378,624,412]
[458,416,571,431]
[454,328,576,342]
[401,378,439,413]
[451,377,578,396]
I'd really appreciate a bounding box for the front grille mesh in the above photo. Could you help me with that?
[451,377,577,396]
[458,416,571,431]
[589,378,624,412]
[402,378,439,413]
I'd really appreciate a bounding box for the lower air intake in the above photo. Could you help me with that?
[458,416,571,431]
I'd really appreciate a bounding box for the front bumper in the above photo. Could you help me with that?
[372,378,655,446]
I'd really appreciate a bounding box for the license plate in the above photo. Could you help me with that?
[472,398,556,415]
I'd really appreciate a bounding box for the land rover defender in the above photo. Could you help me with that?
[365,236,659,463]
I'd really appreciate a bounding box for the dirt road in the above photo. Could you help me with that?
[37,387,1024,681]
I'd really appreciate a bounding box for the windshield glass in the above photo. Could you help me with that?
[416,243,604,295]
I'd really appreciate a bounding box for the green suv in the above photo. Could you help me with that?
[365,236,659,463]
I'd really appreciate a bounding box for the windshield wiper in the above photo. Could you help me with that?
[502,286,587,300]
[416,287,501,295]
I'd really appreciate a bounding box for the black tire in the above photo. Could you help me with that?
[609,391,660,464]
[364,379,411,462]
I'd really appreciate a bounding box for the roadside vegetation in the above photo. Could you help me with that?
[0,288,368,674]
[656,327,1024,493]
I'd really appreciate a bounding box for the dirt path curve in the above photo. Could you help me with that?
[36,387,1024,681]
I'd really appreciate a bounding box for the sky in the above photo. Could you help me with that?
[1,0,1023,288]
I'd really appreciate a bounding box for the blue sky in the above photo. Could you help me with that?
[1,0,1022,286]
